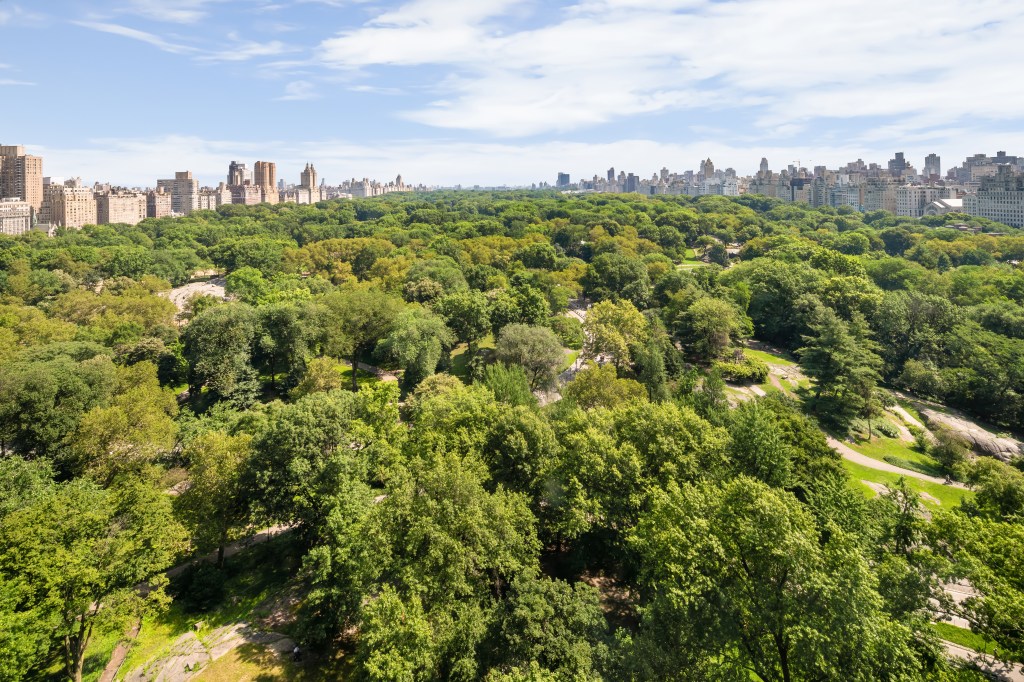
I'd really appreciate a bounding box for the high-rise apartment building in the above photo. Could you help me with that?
[96,190,147,225]
[0,145,44,212]
[40,179,97,229]
[254,161,279,204]
[963,166,1024,228]
[888,152,908,177]
[556,172,570,187]
[147,189,173,218]
[895,185,954,218]
[0,198,33,236]
[924,154,941,178]
[157,171,199,215]
[228,161,251,186]
[300,163,318,189]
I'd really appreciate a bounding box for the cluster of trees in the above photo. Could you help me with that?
[2,191,1024,680]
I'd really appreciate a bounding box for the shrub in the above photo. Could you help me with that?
[875,421,900,439]
[713,356,769,384]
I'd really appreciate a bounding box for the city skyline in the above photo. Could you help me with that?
[3,0,1024,186]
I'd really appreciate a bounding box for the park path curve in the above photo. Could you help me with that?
[825,436,965,488]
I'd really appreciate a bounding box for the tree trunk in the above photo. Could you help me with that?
[351,350,359,392]
[776,632,791,682]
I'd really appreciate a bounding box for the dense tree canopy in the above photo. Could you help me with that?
[2,190,1022,681]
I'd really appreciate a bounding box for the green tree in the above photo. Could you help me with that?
[0,477,185,682]
[377,307,455,390]
[176,431,254,567]
[495,324,565,391]
[182,303,258,403]
[675,296,745,361]
[325,287,404,391]
[436,290,491,355]
[630,477,921,681]
[254,301,321,391]
[583,299,648,368]
[797,308,882,427]
[479,362,536,408]
[562,363,647,411]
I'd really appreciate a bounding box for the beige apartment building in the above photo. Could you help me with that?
[41,180,97,229]
[96,190,147,225]
[147,189,173,218]
[157,171,199,215]
[0,198,33,236]
[254,161,279,203]
[0,145,44,212]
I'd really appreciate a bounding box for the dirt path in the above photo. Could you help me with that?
[348,360,399,383]
[826,436,965,488]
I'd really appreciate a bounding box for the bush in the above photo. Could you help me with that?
[875,421,900,439]
[713,356,769,384]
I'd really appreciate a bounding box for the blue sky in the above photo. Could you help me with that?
[2,0,1024,187]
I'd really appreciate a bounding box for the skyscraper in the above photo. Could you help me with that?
[157,171,199,216]
[924,153,941,178]
[607,167,615,183]
[254,161,279,204]
[228,161,250,186]
[556,172,570,187]
[888,152,908,177]
[300,163,318,190]
[0,145,44,212]
[759,157,770,174]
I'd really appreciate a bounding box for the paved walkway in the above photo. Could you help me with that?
[826,436,965,488]
[943,641,1024,681]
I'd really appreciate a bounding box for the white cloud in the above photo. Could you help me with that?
[313,0,1024,138]
[117,0,225,23]
[197,34,295,62]
[73,20,199,54]
[0,79,35,86]
[277,80,319,100]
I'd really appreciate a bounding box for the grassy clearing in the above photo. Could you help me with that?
[849,435,944,478]
[195,643,356,681]
[742,347,798,367]
[560,350,580,372]
[338,365,381,389]
[115,534,302,678]
[449,334,496,382]
[929,623,1012,660]
[840,459,971,509]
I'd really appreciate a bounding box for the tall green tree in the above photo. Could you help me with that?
[325,287,404,391]
[377,307,455,390]
[182,303,258,403]
[436,290,491,355]
[630,477,921,681]
[0,477,185,682]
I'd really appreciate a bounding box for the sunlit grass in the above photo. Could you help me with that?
[840,458,971,510]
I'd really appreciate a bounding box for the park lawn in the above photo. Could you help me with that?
[115,534,302,678]
[840,459,972,510]
[895,398,927,426]
[742,347,799,367]
[560,350,580,372]
[195,643,356,681]
[849,434,945,479]
[676,261,708,270]
[338,365,380,389]
[449,334,496,382]
[929,623,1015,661]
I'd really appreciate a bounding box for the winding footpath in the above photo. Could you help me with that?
[825,436,965,488]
